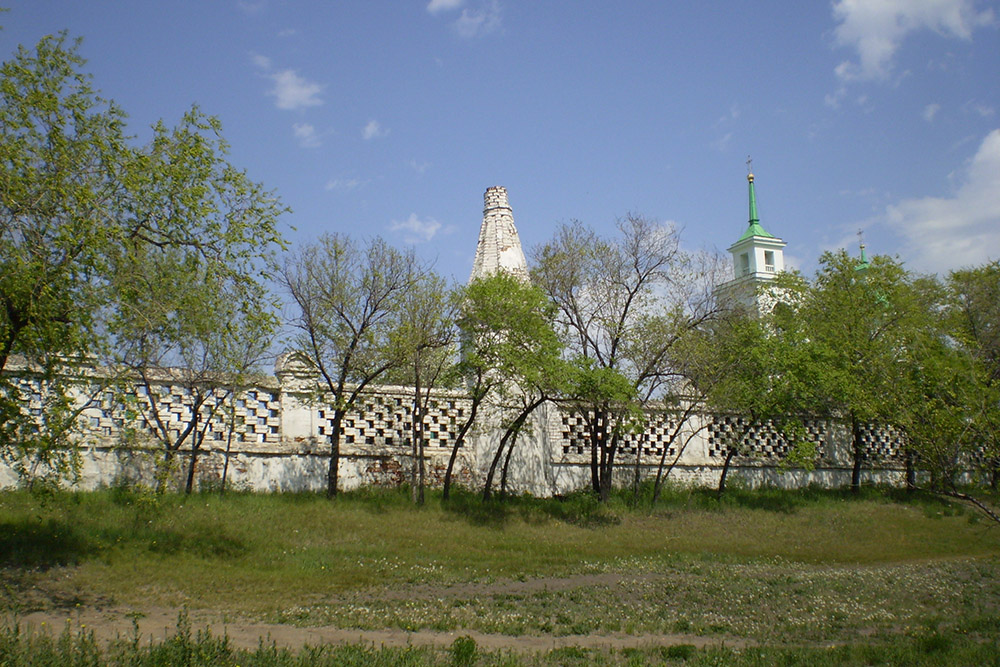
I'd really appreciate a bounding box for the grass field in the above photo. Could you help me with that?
[1,484,999,665]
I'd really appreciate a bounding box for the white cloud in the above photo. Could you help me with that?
[427,0,501,38]
[277,28,297,38]
[362,120,389,140]
[325,177,367,192]
[390,213,442,243]
[824,88,846,108]
[884,129,1000,273]
[964,100,995,117]
[427,0,464,13]
[252,54,324,110]
[453,0,501,38]
[831,0,994,82]
[410,160,431,174]
[269,69,324,110]
[237,1,266,15]
[923,103,941,121]
[292,123,321,148]
[710,132,733,152]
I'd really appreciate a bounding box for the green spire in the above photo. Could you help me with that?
[737,172,775,242]
[854,229,871,274]
[855,242,870,275]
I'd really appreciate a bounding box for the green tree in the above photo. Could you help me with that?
[769,251,922,493]
[949,261,1000,384]
[0,33,286,483]
[443,272,565,501]
[683,306,817,495]
[387,269,456,505]
[443,273,551,500]
[531,215,720,501]
[113,247,276,493]
[889,269,1000,522]
[947,262,1000,489]
[282,234,421,498]
[450,272,564,501]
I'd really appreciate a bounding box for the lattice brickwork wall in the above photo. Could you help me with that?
[706,415,827,460]
[80,384,283,446]
[316,393,469,450]
[557,410,682,461]
[856,423,908,462]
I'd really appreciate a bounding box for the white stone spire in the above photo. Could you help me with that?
[469,186,529,282]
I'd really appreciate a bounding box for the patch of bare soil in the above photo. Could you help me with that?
[10,573,748,653]
[14,606,737,652]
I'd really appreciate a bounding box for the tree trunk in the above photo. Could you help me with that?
[630,428,648,506]
[184,408,201,494]
[411,361,422,505]
[500,420,526,498]
[221,396,237,495]
[904,447,916,490]
[599,430,619,502]
[717,418,756,497]
[652,440,671,505]
[483,399,542,501]
[328,410,344,498]
[652,421,704,505]
[717,446,737,496]
[588,410,601,495]
[443,397,480,501]
[482,427,509,501]
[850,416,863,494]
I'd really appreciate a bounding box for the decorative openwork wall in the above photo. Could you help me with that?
[557,410,683,461]
[3,359,923,494]
[705,416,829,460]
[317,393,469,450]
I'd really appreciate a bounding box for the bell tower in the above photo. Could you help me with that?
[727,167,786,282]
[717,163,787,311]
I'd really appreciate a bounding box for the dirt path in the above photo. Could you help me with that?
[16,605,744,653]
[9,572,753,653]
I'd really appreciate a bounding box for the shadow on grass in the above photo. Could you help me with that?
[642,481,967,515]
[144,530,247,559]
[0,518,94,569]
[440,488,621,528]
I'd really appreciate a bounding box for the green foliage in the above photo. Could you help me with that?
[449,635,478,667]
[455,272,567,499]
[532,216,719,499]
[941,261,1000,485]
[949,260,1000,384]
[682,309,815,494]
[282,234,422,496]
[456,272,565,396]
[0,32,286,485]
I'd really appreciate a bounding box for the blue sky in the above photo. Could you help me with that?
[4,1,999,281]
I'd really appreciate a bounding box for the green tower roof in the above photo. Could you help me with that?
[736,173,775,242]
[855,243,870,274]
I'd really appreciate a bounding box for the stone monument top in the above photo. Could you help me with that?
[469,186,529,282]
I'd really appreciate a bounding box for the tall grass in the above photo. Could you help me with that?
[1,618,997,666]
